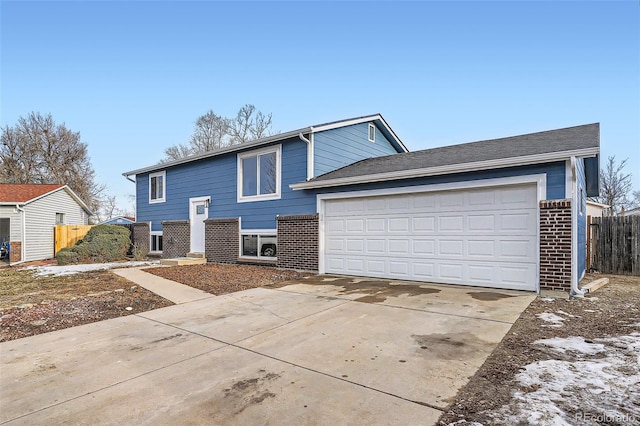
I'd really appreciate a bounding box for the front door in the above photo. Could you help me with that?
[189,197,209,253]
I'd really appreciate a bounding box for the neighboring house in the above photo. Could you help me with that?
[623,206,640,216]
[586,200,610,219]
[100,216,135,225]
[0,184,92,264]
[124,115,600,294]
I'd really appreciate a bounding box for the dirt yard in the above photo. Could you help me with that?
[438,274,640,425]
[0,263,310,342]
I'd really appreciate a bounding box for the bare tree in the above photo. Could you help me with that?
[96,195,122,223]
[162,104,275,162]
[190,110,230,151]
[0,112,105,213]
[592,156,633,214]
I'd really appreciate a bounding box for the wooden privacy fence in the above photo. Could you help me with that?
[54,225,93,255]
[591,216,640,276]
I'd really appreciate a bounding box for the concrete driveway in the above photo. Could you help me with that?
[0,275,535,425]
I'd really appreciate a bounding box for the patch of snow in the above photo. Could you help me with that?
[537,312,565,327]
[583,309,597,313]
[491,334,640,425]
[446,421,484,426]
[534,336,605,355]
[540,297,555,302]
[556,309,575,318]
[25,261,160,277]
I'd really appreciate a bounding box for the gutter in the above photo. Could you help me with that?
[298,131,314,180]
[569,156,585,297]
[14,204,26,265]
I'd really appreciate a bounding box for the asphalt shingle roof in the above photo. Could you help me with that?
[0,184,65,203]
[310,123,600,182]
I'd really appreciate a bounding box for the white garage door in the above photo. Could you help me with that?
[322,184,538,291]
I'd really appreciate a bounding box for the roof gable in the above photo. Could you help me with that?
[0,183,93,214]
[123,114,406,177]
[0,184,65,203]
[292,123,600,189]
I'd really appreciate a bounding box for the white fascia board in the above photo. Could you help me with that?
[123,128,310,177]
[291,147,599,190]
[311,115,382,132]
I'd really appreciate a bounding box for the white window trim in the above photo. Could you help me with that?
[237,145,282,203]
[150,231,163,254]
[368,123,376,142]
[149,171,166,204]
[238,227,277,260]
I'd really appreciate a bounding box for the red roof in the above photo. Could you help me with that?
[0,184,65,203]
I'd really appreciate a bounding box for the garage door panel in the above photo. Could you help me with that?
[413,239,435,255]
[346,239,365,253]
[388,239,410,254]
[438,240,464,256]
[323,183,538,291]
[467,214,496,232]
[388,217,410,232]
[326,238,345,252]
[346,219,365,232]
[468,240,495,256]
[326,218,345,232]
[438,216,464,232]
[366,218,386,232]
[413,217,436,232]
[438,263,464,280]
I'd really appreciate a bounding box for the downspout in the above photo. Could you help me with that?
[15,204,26,265]
[124,173,135,183]
[570,156,585,297]
[298,130,314,180]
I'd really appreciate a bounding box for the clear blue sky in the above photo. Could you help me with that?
[2,1,639,212]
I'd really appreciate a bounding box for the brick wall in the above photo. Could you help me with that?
[205,218,239,264]
[132,222,150,255]
[9,241,21,263]
[277,214,319,271]
[539,200,572,291]
[162,220,190,259]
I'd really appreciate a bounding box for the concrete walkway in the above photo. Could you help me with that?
[113,267,214,304]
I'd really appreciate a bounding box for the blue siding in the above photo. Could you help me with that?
[136,137,317,231]
[311,161,567,200]
[314,123,399,176]
[577,158,587,277]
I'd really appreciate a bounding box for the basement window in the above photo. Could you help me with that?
[241,233,277,259]
[150,232,163,253]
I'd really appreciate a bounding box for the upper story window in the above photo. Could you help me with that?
[237,145,281,202]
[149,171,166,203]
[55,213,65,225]
[368,123,376,142]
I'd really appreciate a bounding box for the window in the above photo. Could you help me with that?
[150,232,163,253]
[149,171,166,203]
[55,213,65,225]
[238,146,281,202]
[368,123,376,142]
[241,233,277,258]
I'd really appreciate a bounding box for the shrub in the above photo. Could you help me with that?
[56,225,131,264]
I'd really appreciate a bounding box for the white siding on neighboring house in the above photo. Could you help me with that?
[0,205,22,241]
[23,189,88,261]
